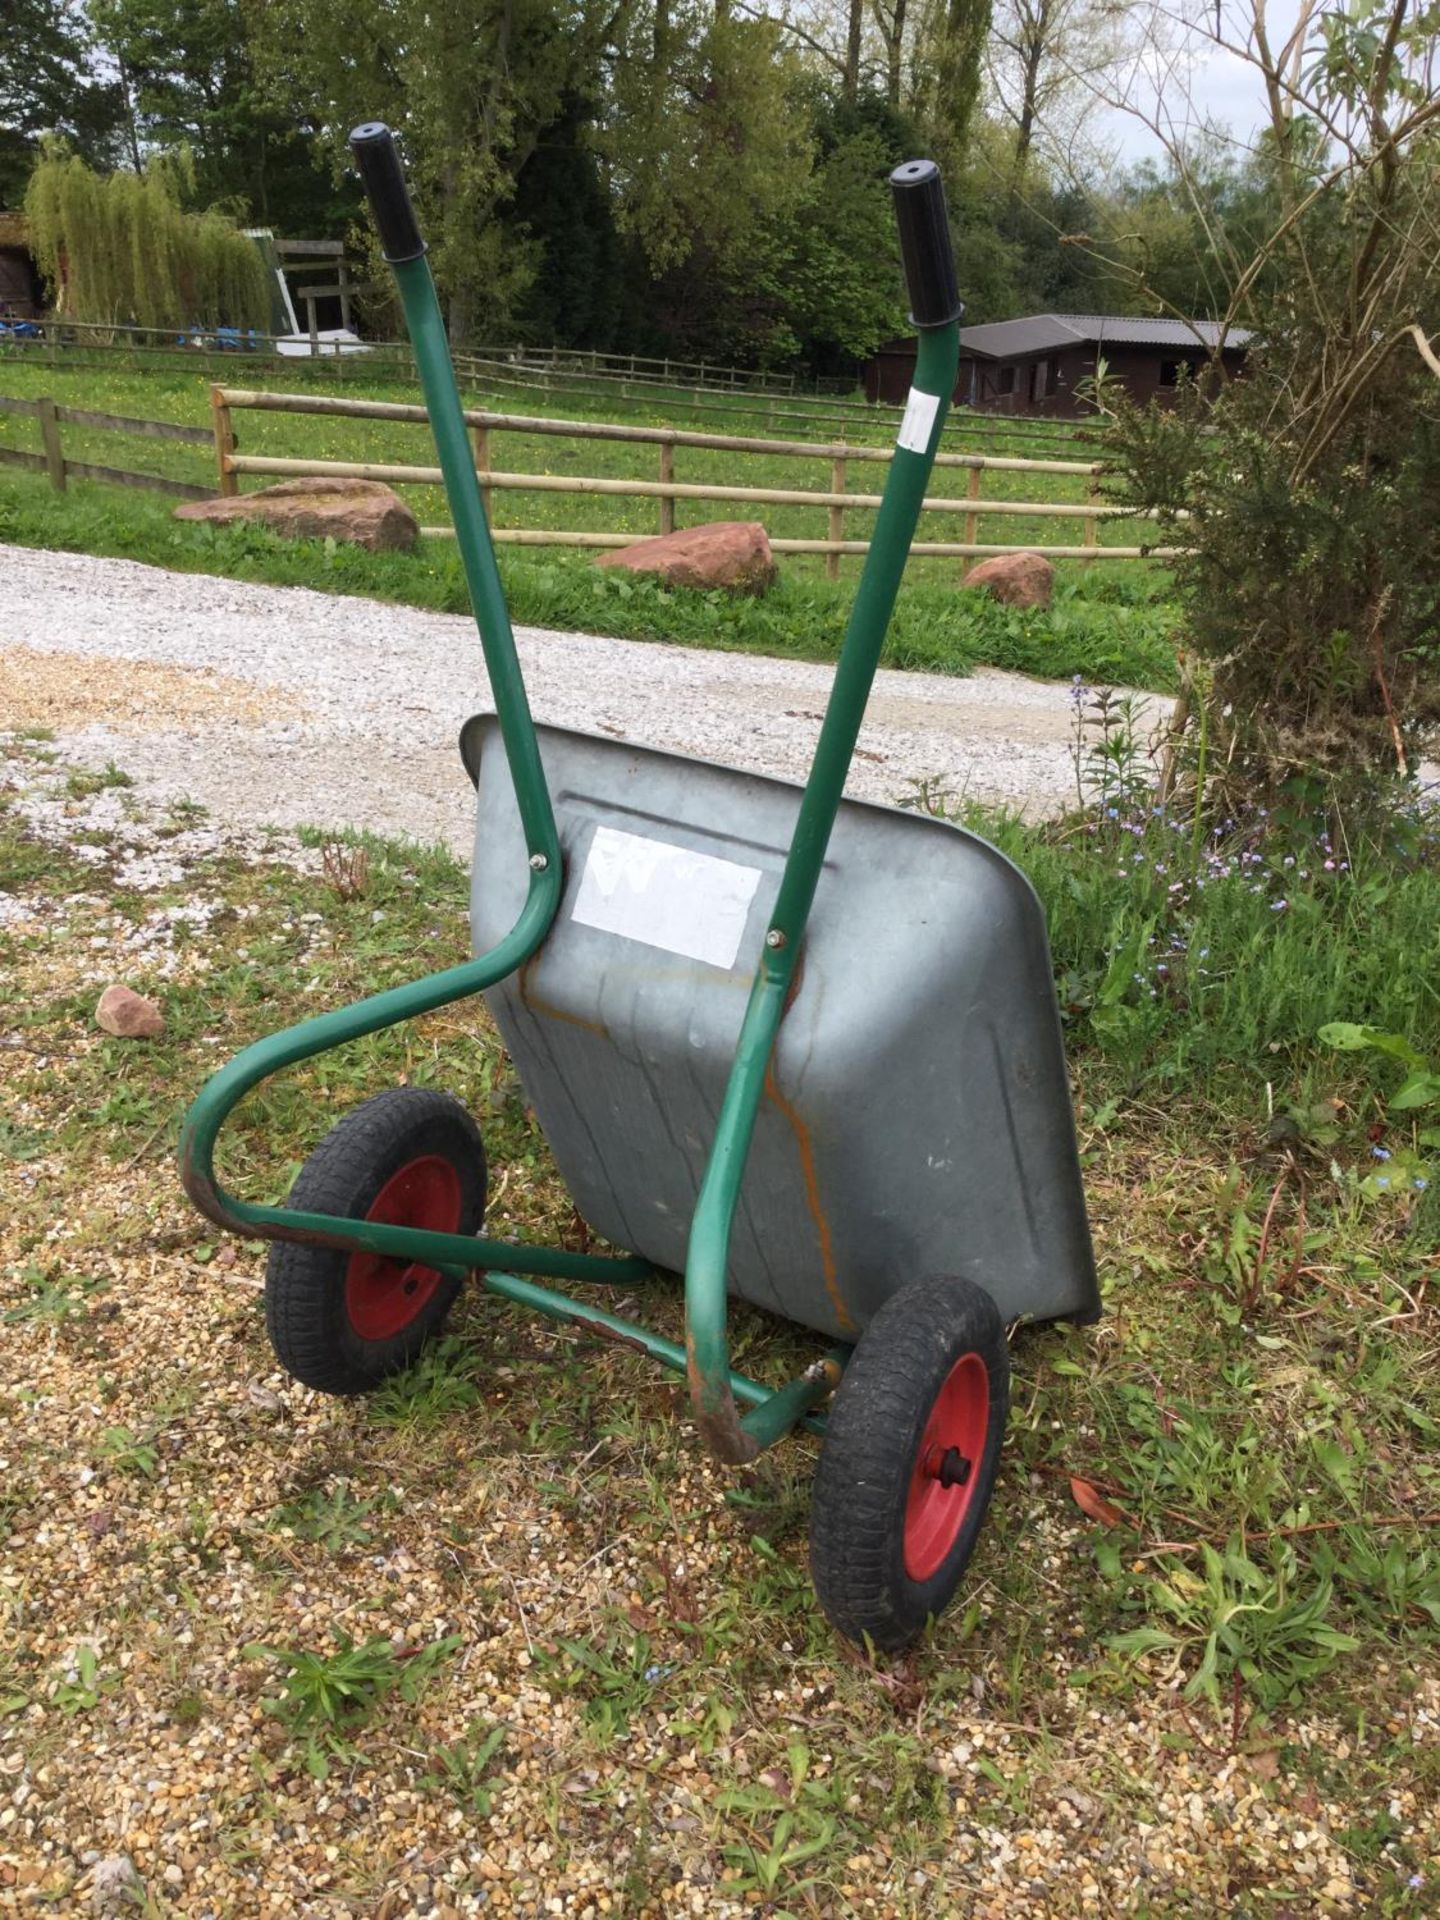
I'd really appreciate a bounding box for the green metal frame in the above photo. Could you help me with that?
[177,245,958,1461]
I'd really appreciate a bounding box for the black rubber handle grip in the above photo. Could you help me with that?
[889,159,961,330]
[349,121,426,264]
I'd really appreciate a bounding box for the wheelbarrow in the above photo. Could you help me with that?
[179,125,1098,1650]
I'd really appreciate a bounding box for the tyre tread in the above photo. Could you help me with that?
[265,1087,485,1395]
[809,1275,1009,1650]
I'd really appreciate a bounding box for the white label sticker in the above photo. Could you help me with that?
[571,826,763,971]
[896,387,940,455]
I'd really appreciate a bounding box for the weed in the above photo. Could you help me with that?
[243,1632,460,1778]
[1069,679,1153,813]
[53,1646,120,1715]
[368,1336,484,1430]
[2,1269,108,1323]
[96,1425,159,1478]
[535,1628,674,1745]
[64,761,133,799]
[0,1121,48,1165]
[1319,1022,1439,1198]
[716,1740,843,1899]
[320,838,370,902]
[1105,1540,1361,1710]
[168,1691,207,1728]
[1321,1533,1440,1634]
[417,1720,508,1813]
[96,1084,162,1132]
[271,1484,385,1552]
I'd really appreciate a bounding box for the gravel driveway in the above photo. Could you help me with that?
[0,545,1153,849]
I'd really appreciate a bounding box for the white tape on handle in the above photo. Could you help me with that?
[896,387,940,455]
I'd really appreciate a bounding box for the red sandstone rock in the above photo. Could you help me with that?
[175,478,418,553]
[596,521,777,595]
[962,550,1055,609]
[95,984,165,1039]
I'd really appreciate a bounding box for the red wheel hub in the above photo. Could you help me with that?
[903,1351,990,1581]
[345,1154,461,1341]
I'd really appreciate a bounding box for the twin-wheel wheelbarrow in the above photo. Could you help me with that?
[179,126,1098,1651]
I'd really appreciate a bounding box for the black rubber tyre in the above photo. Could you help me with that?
[809,1274,1009,1650]
[264,1086,487,1396]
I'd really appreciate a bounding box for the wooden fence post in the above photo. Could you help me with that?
[210,386,238,496]
[828,457,846,581]
[37,398,66,493]
[1083,475,1100,557]
[659,442,675,535]
[964,464,981,550]
[473,422,492,522]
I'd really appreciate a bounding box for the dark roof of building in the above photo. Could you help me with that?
[958,313,1252,359]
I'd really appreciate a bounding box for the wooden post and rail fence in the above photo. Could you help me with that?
[0,392,215,498]
[0,380,1170,566]
[208,386,1167,567]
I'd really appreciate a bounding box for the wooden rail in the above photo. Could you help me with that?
[216,387,1094,474]
[213,386,1168,563]
[223,452,1136,522]
[0,393,216,499]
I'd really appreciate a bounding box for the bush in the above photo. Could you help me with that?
[1096,18,1440,815]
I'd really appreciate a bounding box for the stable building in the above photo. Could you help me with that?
[0,213,43,321]
[866,314,1251,418]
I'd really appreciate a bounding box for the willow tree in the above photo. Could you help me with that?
[23,142,270,330]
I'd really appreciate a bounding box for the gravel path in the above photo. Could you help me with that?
[0,545,1150,849]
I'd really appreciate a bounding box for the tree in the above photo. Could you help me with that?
[599,10,819,357]
[1100,0,1440,808]
[1094,139,1281,318]
[761,116,910,366]
[915,0,992,165]
[90,0,352,232]
[514,93,625,348]
[870,0,910,107]
[24,140,270,326]
[248,0,623,343]
[984,0,1131,170]
[0,0,125,205]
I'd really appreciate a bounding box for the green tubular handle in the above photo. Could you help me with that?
[177,125,566,1267]
[683,249,960,1463]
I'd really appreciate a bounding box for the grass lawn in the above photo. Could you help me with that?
[0,357,1179,692]
[2,728,1436,1914]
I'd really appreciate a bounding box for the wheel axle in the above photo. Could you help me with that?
[923,1443,973,1489]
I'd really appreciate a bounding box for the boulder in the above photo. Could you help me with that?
[596,521,777,595]
[175,478,419,553]
[963,551,1055,610]
[95,984,165,1039]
